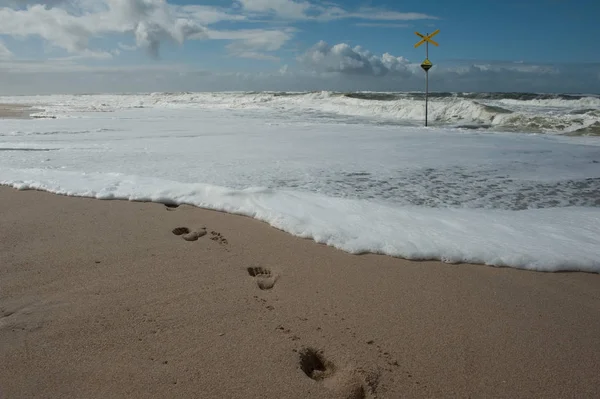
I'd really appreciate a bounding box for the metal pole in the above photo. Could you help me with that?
[425,70,429,127]
[425,37,429,127]
[414,29,439,128]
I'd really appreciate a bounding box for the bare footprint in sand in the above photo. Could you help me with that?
[299,347,336,381]
[209,231,228,245]
[182,229,207,241]
[172,227,190,235]
[1,300,64,337]
[299,348,371,399]
[247,267,277,290]
[172,227,207,241]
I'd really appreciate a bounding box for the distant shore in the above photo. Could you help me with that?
[1,186,599,398]
[0,104,35,119]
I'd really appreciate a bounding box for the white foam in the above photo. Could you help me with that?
[2,168,599,272]
[1,104,600,273]
[2,92,599,133]
[498,97,600,108]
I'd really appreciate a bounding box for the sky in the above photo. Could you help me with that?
[0,0,599,94]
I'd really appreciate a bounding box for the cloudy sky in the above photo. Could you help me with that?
[0,0,599,94]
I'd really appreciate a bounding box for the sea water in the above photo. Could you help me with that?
[1,92,599,272]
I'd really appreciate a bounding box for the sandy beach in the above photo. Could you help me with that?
[0,104,35,119]
[0,186,599,398]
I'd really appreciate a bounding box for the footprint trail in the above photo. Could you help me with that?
[247,267,277,290]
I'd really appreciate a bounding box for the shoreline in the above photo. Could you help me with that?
[0,104,53,119]
[1,186,600,398]
[1,183,597,274]
[0,104,37,119]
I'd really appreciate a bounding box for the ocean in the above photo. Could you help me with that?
[1,91,599,272]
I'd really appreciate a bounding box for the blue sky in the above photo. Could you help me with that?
[0,0,599,94]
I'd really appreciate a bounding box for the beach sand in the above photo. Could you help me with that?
[1,186,599,398]
[0,104,35,119]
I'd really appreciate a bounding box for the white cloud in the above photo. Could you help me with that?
[296,40,588,89]
[0,1,296,61]
[0,5,92,53]
[355,23,412,28]
[298,41,411,77]
[49,49,114,61]
[289,41,600,93]
[0,0,437,64]
[0,0,206,57]
[176,5,247,25]
[118,42,137,51]
[3,1,590,95]
[233,51,280,61]
[0,39,13,60]
[234,0,438,21]
[470,63,559,74]
[208,28,294,60]
[0,57,194,74]
[1,0,69,8]
[348,9,438,21]
[208,28,293,51]
[236,0,311,19]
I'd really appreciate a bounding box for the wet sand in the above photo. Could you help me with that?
[0,104,35,119]
[1,186,599,398]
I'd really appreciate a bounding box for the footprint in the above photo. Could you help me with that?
[299,347,335,381]
[299,348,370,399]
[164,203,179,211]
[172,227,207,241]
[182,229,207,242]
[247,267,277,290]
[0,301,61,334]
[172,227,190,235]
[210,231,228,245]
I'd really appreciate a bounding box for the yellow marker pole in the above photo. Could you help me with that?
[425,35,429,127]
[414,29,439,127]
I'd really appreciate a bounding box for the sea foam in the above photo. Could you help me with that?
[1,97,599,273]
[1,91,599,134]
[2,168,600,273]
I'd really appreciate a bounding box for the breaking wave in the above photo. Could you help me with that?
[1,91,599,134]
